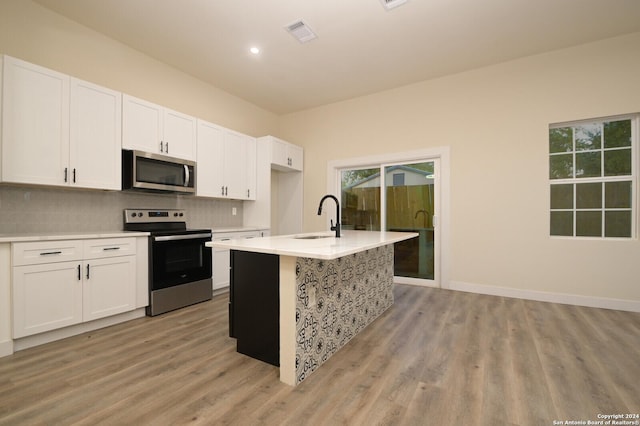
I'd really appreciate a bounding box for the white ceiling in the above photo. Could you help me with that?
[34,0,640,115]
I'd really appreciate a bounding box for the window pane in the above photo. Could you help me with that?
[550,211,573,236]
[605,181,632,208]
[576,183,601,209]
[575,124,601,151]
[341,168,381,231]
[549,154,573,179]
[605,211,632,238]
[550,184,573,209]
[576,211,602,237]
[604,120,631,148]
[604,148,632,176]
[575,152,601,177]
[549,127,572,153]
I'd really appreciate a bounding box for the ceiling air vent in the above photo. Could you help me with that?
[380,0,408,10]
[285,20,317,43]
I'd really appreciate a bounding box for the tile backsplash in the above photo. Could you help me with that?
[0,185,243,234]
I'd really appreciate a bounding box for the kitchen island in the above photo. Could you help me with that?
[207,230,417,386]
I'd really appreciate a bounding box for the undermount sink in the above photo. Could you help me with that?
[294,235,334,240]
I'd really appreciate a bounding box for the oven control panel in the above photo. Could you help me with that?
[124,209,186,224]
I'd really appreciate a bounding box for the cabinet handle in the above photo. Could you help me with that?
[86,264,90,280]
[103,247,121,251]
[184,164,190,188]
[160,141,164,153]
[221,186,225,196]
[247,189,250,198]
[40,251,62,256]
[64,167,68,183]
[225,186,228,196]
[77,265,81,281]
[73,168,76,183]
[166,142,169,154]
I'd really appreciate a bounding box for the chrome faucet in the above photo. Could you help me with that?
[317,194,341,237]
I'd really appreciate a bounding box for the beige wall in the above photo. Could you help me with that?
[279,32,640,305]
[0,0,278,136]
[1,0,639,306]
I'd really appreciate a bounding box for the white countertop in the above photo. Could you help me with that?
[0,231,150,243]
[206,230,418,260]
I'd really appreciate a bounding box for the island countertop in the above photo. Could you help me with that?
[206,230,418,260]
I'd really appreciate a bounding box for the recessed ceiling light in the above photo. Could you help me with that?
[249,46,260,55]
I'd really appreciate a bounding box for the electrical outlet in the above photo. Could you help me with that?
[232,207,237,216]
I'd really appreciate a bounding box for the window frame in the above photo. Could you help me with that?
[549,113,639,239]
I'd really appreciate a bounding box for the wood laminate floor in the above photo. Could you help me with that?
[1,285,638,425]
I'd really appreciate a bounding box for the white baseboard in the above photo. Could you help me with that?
[449,280,640,313]
[0,340,13,358]
[12,308,147,353]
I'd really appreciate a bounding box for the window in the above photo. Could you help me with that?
[392,173,405,186]
[549,115,637,238]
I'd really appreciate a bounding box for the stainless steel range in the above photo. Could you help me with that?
[124,209,212,316]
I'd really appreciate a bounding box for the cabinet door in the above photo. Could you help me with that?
[245,137,257,200]
[270,138,288,169]
[163,108,196,160]
[287,144,304,172]
[122,94,163,154]
[13,262,83,338]
[69,78,122,190]
[196,120,226,198]
[213,247,231,291]
[224,130,248,200]
[1,56,69,186]
[83,256,136,322]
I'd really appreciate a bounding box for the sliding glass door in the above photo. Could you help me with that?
[340,160,439,286]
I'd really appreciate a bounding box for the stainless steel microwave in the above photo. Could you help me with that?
[122,150,196,194]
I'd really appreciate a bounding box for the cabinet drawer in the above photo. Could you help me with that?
[12,241,83,266]
[83,238,136,259]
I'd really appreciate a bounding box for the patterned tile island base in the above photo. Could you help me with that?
[287,244,395,385]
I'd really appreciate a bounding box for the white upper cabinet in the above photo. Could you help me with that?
[1,56,122,190]
[196,120,225,198]
[163,108,197,160]
[70,78,122,190]
[269,136,303,172]
[122,94,196,161]
[196,120,256,200]
[2,56,70,186]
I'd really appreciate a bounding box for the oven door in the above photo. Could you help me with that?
[150,233,212,290]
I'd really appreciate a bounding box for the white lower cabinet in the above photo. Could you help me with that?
[82,256,136,322]
[12,238,137,339]
[212,230,265,291]
[12,261,84,338]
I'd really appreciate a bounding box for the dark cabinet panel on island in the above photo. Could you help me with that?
[230,250,280,366]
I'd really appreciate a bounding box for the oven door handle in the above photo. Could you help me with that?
[153,233,212,242]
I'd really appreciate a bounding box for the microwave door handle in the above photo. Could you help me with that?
[184,164,190,187]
